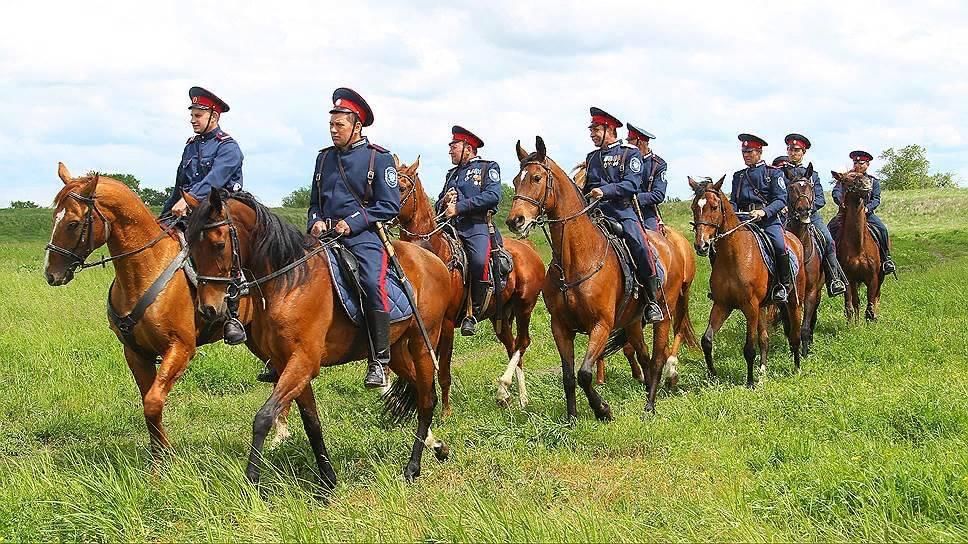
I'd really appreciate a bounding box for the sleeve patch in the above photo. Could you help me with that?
[385,166,398,188]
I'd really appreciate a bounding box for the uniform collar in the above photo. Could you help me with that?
[747,160,766,169]
[198,126,221,141]
[641,151,653,160]
[349,137,368,150]
[604,139,622,150]
[462,156,482,166]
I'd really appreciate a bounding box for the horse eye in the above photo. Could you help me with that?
[67,221,80,230]
[213,242,226,252]
[531,174,541,183]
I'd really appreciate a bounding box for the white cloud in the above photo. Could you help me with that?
[1,0,965,209]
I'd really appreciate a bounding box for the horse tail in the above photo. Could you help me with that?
[381,377,419,425]
[677,284,700,349]
[601,328,628,359]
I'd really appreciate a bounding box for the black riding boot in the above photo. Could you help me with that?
[223,294,247,346]
[772,253,791,304]
[642,275,663,323]
[364,309,391,389]
[824,253,847,297]
[882,252,897,275]
[461,281,489,336]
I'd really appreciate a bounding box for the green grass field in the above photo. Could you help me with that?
[1,189,967,541]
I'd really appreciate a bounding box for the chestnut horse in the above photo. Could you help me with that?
[184,190,451,488]
[783,163,823,356]
[393,156,545,412]
[43,163,264,459]
[572,164,698,386]
[831,171,883,322]
[688,176,805,387]
[506,137,686,419]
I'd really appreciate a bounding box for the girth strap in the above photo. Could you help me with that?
[107,243,191,358]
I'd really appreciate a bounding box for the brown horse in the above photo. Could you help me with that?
[572,164,698,387]
[783,163,823,356]
[831,171,883,322]
[184,189,451,488]
[393,156,545,412]
[506,136,684,418]
[43,163,265,459]
[688,176,805,387]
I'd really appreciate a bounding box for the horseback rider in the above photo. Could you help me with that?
[584,107,663,323]
[829,150,897,275]
[436,126,503,336]
[161,87,244,219]
[773,155,790,167]
[301,88,401,388]
[626,123,667,232]
[781,134,848,296]
[161,86,247,346]
[731,134,792,303]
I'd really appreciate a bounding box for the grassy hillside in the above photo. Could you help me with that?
[1,189,967,540]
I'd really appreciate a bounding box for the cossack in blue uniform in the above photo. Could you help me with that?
[436,125,503,335]
[780,133,848,296]
[306,87,400,388]
[162,87,244,216]
[828,150,896,274]
[627,123,666,231]
[731,133,792,302]
[584,108,662,321]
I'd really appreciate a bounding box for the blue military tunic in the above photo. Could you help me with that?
[829,173,890,247]
[730,160,788,255]
[162,126,243,214]
[636,152,667,231]
[436,157,503,283]
[307,137,400,312]
[584,140,655,280]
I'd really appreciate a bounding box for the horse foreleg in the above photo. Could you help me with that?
[577,324,613,422]
[124,347,165,459]
[643,320,670,415]
[742,306,760,388]
[134,342,193,461]
[846,281,860,323]
[437,324,455,418]
[246,355,313,487]
[757,307,770,377]
[865,276,881,322]
[702,302,731,380]
[293,383,337,493]
[787,298,803,371]
[550,318,579,422]
[623,341,645,384]
[494,315,517,407]
[513,307,534,409]
[403,328,442,483]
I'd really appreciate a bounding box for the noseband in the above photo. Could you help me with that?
[45,192,112,272]
[786,178,815,222]
[689,187,757,249]
[194,207,248,301]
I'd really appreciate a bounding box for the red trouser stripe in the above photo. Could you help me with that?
[378,251,390,312]
[482,236,492,282]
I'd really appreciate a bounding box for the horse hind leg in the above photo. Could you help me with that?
[437,325,455,418]
[865,277,881,322]
[742,306,760,388]
[403,327,444,482]
[642,319,669,415]
[293,382,337,493]
[757,307,770,378]
[494,312,518,407]
[701,302,731,380]
[576,324,614,422]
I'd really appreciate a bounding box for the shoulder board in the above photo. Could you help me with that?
[215,132,233,142]
[318,145,335,154]
[765,164,781,170]
[653,154,667,166]
[186,136,196,144]
[367,143,390,153]
[621,143,637,149]
[585,149,598,160]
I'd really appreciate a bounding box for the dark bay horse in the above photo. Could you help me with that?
[572,164,699,387]
[783,163,823,356]
[688,176,805,387]
[44,163,262,459]
[831,171,883,322]
[506,136,686,419]
[184,190,451,488]
[393,156,545,412]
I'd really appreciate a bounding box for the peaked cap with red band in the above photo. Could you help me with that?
[626,122,656,141]
[188,86,230,114]
[450,125,484,148]
[784,133,811,150]
[588,107,623,129]
[772,155,791,167]
[738,133,768,150]
[330,87,374,127]
[849,150,873,162]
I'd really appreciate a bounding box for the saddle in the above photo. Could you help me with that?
[746,223,800,284]
[326,242,413,326]
[443,225,513,295]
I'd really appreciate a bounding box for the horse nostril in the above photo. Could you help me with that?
[200,305,217,320]
[45,272,55,285]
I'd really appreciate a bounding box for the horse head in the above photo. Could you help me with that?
[392,154,424,228]
[45,163,111,286]
[687,174,728,256]
[506,136,560,236]
[783,162,816,224]
[832,170,872,208]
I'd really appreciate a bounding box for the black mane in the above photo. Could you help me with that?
[187,190,314,291]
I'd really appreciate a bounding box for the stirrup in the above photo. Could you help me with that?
[882,258,896,275]
[772,284,788,303]
[223,317,246,346]
[460,315,478,336]
[828,279,847,297]
[644,302,663,323]
[364,363,388,389]
[256,364,278,384]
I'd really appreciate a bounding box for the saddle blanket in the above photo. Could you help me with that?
[326,247,413,326]
[750,226,801,280]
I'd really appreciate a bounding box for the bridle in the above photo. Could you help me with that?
[689,186,757,251]
[46,190,176,273]
[786,177,815,223]
[389,171,452,240]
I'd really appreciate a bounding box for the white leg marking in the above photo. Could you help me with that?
[663,355,679,380]
[268,416,292,450]
[496,350,520,404]
[515,365,529,408]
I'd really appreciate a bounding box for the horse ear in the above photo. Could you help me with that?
[392,154,401,169]
[714,175,726,190]
[535,136,547,161]
[207,189,223,214]
[831,170,842,182]
[412,155,420,172]
[182,190,200,209]
[687,176,699,191]
[515,140,528,161]
[57,162,72,185]
[805,162,814,179]
[79,173,100,197]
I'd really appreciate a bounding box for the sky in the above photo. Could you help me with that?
[1,0,964,208]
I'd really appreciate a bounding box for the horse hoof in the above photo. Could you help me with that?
[403,465,421,483]
[596,403,613,422]
[496,392,511,408]
[433,442,450,462]
[665,371,679,390]
[746,381,756,389]
[441,406,453,419]
[641,405,656,419]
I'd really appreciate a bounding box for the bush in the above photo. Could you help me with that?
[281,186,311,208]
[9,200,40,209]
[878,145,958,190]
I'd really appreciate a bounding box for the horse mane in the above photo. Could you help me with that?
[186,190,314,291]
[52,173,145,210]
